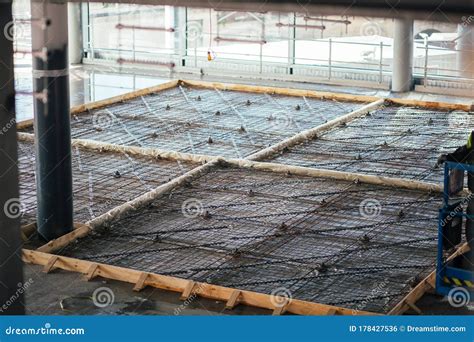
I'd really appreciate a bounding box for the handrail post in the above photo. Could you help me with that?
[328,38,332,80]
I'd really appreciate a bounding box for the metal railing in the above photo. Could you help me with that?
[12,2,474,94]
[84,27,394,85]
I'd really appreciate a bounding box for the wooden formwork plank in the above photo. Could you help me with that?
[42,256,58,273]
[37,223,91,254]
[16,80,180,130]
[17,133,214,165]
[16,78,380,131]
[22,249,378,316]
[180,281,196,300]
[133,272,150,292]
[183,80,469,111]
[388,243,470,315]
[226,159,444,194]
[20,128,445,196]
[85,263,100,281]
[17,78,469,134]
[180,79,381,103]
[225,290,242,309]
[386,98,472,112]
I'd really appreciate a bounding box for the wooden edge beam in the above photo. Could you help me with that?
[225,290,242,309]
[17,78,383,131]
[133,272,150,292]
[16,79,180,130]
[22,249,378,316]
[226,159,444,194]
[18,132,213,170]
[386,98,472,112]
[85,263,99,281]
[326,308,339,315]
[180,79,381,103]
[16,80,470,133]
[42,256,58,273]
[388,243,470,315]
[20,127,444,195]
[180,281,196,300]
[36,223,92,254]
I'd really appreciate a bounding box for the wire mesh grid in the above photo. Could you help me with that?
[20,85,366,159]
[269,105,474,183]
[17,141,196,226]
[57,165,442,313]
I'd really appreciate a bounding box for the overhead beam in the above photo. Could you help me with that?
[62,0,473,22]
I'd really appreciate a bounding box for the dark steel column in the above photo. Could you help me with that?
[32,1,73,241]
[0,0,25,315]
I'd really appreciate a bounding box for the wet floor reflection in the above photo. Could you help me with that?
[15,65,168,122]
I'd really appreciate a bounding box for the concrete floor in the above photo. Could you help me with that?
[22,263,473,315]
[16,63,474,315]
[23,263,270,315]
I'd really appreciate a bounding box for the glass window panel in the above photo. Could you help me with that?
[89,4,178,56]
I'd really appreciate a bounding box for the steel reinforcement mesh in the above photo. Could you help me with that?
[268,105,474,183]
[17,141,196,226]
[58,165,442,313]
[20,85,366,159]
